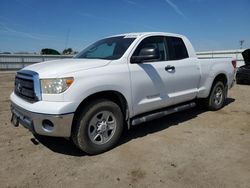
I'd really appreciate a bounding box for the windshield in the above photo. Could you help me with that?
[75,36,136,60]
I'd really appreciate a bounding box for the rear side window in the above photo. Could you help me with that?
[166,37,189,60]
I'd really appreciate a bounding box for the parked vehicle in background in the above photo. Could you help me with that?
[236,49,250,84]
[10,32,237,154]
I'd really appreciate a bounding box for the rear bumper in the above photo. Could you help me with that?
[10,102,74,137]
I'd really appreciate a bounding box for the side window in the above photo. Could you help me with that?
[166,37,189,60]
[132,36,167,61]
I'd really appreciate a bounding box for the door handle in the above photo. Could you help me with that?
[165,65,175,71]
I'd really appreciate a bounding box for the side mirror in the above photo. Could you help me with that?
[131,47,160,63]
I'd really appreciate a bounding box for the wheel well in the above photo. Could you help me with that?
[213,74,228,87]
[208,73,228,98]
[72,91,129,134]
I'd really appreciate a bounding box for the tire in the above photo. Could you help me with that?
[236,79,242,85]
[203,81,226,111]
[72,99,123,155]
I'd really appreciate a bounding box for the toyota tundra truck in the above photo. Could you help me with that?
[10,32,236,154]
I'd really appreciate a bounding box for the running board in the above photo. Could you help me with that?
[131,102,196,126]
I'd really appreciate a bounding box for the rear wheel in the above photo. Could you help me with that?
[72,99,123,154]
[202,81,226,111]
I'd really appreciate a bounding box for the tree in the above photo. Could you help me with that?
[62,48,73,55]
[41,48,60,55]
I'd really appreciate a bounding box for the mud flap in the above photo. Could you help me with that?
[11,113,19,127]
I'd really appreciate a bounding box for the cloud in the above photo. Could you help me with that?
[78,12,159,30]
[122,0,137,5]
[0,23,42,39]
[0,22,64,41]
[188,0,206,2]
[164,0,186,18]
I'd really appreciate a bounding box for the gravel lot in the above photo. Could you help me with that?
[0,71,249,188]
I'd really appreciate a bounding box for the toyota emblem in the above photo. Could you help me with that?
[17,83,22,92]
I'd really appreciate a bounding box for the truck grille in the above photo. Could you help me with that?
[14,70,41,102]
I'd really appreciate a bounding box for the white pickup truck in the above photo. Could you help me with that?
[10,32,236,154]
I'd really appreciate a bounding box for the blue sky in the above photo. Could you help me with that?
[0,0,250,53]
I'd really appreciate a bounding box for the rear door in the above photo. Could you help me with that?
[165,36,200,104]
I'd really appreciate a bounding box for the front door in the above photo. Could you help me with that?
[128,36,176,116]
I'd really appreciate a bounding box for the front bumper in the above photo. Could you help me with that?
[10,102,74,137]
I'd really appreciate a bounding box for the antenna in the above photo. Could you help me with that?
[65,29,71,49]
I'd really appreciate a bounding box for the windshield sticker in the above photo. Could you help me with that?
[124,35,138,38]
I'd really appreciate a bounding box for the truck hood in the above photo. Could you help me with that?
[242,49,250,65]
[23,58,111,78]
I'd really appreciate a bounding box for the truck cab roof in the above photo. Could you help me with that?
[110,32,185,39]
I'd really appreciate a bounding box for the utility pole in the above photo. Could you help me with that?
[239,40,244,49]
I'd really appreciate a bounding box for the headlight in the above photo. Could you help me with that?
[40,77,74,94]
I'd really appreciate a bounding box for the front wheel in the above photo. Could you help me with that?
[72,99,124,155]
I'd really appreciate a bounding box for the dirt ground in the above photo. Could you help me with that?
[0,71,249,188]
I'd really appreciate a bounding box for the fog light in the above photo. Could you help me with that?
[42,119,54,132]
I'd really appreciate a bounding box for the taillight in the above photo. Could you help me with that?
[232,60,237,69]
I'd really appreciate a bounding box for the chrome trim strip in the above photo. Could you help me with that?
[33,72,42,101]
[17,70,42,101]
[16,74,33,80]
